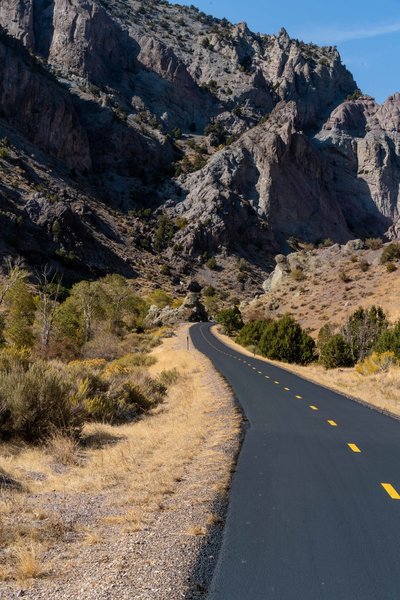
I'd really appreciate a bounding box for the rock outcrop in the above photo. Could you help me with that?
[0,0,398,288]
[0,29,91,171]
[317,94,400,238]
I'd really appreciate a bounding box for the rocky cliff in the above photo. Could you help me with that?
[0,0,398,293]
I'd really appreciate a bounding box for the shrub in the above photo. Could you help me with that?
[160,264,171,276]
[158,368,180,386]
[290,267,306,281]
[204,285,216,297]
[205,257,217,270]
[355,351,397,376]
[146,289,173,309]
[258,316,316,365]
[342,305,387,362]
[236,320,271,348]
[0,361,82,441]
[386,262,397,273]
[217,306,243,335]
[101,372,166,423]
[359,259,370,272]
[375,321,400,358]
[319,334,354,369]
[339,270,351,283]
[0,347,32,373]
[365,238,383,250]
[380,243,400,264]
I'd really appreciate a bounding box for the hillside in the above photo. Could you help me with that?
[0,0,399,292]
[243,241,400,336]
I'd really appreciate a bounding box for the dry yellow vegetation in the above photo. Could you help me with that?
[245,245,400,336]
[0,325,239,588]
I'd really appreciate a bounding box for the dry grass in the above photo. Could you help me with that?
[246,246,400,336]
[46,434,81,466]
[213,326,400,418]
[14,541,45,582]
[0,325,239,587]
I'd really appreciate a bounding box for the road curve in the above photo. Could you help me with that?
[190,322,400,600]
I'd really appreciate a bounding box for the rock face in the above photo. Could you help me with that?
[0,30,91,171]
[316,94,400,238]
[169,102,351,257]
[0,0,398,286]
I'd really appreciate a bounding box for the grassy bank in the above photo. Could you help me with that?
[0,325,240,590]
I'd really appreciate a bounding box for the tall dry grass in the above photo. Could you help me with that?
[0,326,239,584]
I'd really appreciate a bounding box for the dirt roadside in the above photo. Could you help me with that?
[0,324,241,599]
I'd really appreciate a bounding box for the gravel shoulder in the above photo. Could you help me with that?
[0,325,240,600]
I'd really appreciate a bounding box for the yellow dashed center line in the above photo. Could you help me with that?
[274,381,280,385]
[348,443,361,453]
[381,483,400,500]
[258,371,263,374]
[265,375,270,379]
[309,405,318,411]
[295,395,302,399]
[284,387,290,391]
[327,420,338,427]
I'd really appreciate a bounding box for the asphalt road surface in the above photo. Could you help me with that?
[190,322,400,600]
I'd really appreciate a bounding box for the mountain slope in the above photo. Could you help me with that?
[0,0,398,291]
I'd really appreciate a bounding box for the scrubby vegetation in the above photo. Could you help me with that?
[318,305,392,368]
[232,315,316,365]
[0,263,177,444]
[221,303,399,373]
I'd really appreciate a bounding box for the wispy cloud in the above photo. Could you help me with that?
[307,22,400,44]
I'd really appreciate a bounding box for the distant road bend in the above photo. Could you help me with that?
[190,323,400,600]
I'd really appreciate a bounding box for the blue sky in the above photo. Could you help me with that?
[178,0,400,103]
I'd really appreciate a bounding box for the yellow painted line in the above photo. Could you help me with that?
[309,405,318,411]
[265,375,270,379]
[274,381,280,385]
[296,395,302,399]
[381,483,400,500]
[327,420,337,427]
[284,387,290,391]
[348,443,361,453]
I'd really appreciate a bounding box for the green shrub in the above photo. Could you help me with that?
[380,243,400,264]
[375,321,400,358]
[217,306,243,335]
[205,257,217,270]
[204,286,216,297]
[342,305,387,362]
[258,316,316,365]
[319,334,354,369]
[236,320,271,348]
[103,373,166,423]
